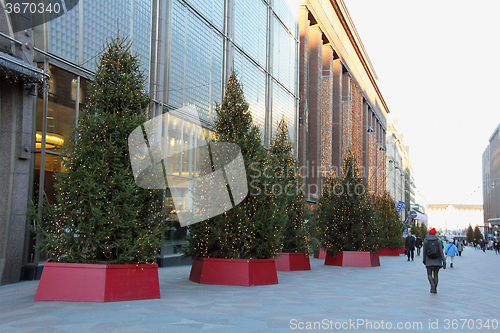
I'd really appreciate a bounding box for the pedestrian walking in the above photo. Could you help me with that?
[445,240,458,268]
[494,239,499,255]
[480,239,486,252]
[405,232,416,261]
[423,228,446,294]
[416,236,423,256]
[456,238,464,256]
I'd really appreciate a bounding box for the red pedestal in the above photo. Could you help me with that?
[399,248,406,255]
[378,248,401,256]
[34,262,160,302]
[313,248,327,259]
[189,257,278,286]
[324,251,380,267]
[275,253,311,271]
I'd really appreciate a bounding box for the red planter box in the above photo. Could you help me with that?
[34,262,160,302]
[189,257,278,286]
[275,252,311,271]
[378,248,401,256]
[399,247,405,255]
[324,251,380,267]
[313,248,327,259]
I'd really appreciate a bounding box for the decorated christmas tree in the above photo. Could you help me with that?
[466,224,474,243]
[374,191,404,249]
[270,118,309,253]
[32,36,165,264]
[317,150,380,255]
[182,72,284,259]
[410,222,421,238]
[420,222,428,238]
[473,225,483,241]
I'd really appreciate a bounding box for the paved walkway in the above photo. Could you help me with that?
[1,247,499,332]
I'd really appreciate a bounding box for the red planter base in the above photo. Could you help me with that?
[325,251,380,267]
[275,252,311,271]
[378,248,402,256]
[399,248,405,255]
[34,262,160,302]
[313,248,327,259]
[189,257,278,286]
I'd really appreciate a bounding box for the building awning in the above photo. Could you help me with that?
[0,52,48,82]
[411,211,428,221]
[487,218,500,225]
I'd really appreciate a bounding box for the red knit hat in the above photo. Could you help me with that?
[428,228,436,235]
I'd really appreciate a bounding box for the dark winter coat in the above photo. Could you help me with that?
[423,235,445,268]
[405,235,415,250]
[415,237,423,248]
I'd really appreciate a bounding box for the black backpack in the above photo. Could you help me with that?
[426,239,440,259]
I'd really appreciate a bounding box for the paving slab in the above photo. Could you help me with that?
[0,247,499,332]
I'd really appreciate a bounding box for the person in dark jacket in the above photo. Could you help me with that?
[415,236,423,256]
[456,238,464,256]
[405,232,416,261]
[423,228,446,294]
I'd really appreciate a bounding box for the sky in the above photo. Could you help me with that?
[342,0,500,206]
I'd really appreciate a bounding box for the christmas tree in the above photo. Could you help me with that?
[473,225,483,241]
[182,72,284,259]
[410,222,421,238]
[374,191,404,249]
[466,224,474,243]
[32,36,165,264]
[317,150,380,255]
[420,222,428,238]
[270,118,309,253]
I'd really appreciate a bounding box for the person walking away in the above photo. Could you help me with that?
[456,238,464,256]
[445,239,458,268]
[494,239,499,255]
[480,239,486,252]
[405,232,416,261]
[423,228,446,294]
[415,236,423,256]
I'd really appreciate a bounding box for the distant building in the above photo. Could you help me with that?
[483,124,500,238]
[385,123,405,218]
[427,204,483,235]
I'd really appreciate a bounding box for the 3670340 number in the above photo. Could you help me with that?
[443,319,498,330]
[5,2,61,15]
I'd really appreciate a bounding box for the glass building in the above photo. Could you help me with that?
[22,0,299,278]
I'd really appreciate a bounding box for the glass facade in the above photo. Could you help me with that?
[160,0,299,257]
[167,0,224,123]
[41,0,152,79]
[233,49,267,132]
[26,0,299,271]
[166,0,299,143]
[234,0,268,68]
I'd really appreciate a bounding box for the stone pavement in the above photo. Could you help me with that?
[1,247,499,332]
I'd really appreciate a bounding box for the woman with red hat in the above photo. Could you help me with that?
[423,228,446,294]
